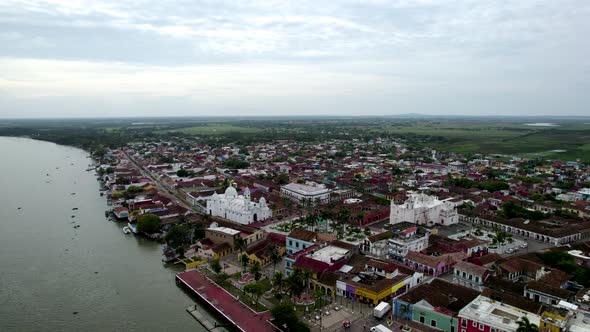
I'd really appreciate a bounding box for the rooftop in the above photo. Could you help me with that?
[307,245,349,264]
[208,226,240,236]
[282,182,331,195]
[459,295,541,331]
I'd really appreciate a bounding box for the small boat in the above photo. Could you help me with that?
[123,227,132,234]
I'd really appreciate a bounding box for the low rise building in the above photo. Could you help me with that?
[280,182,332,204]
[458,295,542,332]
[388,225,430,261]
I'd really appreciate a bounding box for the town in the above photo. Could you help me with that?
[95,134,590,332]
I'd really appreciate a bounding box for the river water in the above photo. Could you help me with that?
[0,137,204,331]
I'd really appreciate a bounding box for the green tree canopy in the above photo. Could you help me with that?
[270,304,310,332]
[137,213,161,234]
[164,224,191,249]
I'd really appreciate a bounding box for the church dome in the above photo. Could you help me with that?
[225,186,238,198]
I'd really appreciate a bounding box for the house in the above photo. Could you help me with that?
[244,235,286,267]
[113,206,129,219]
[388,225,430,261]
[404,251,467,277]
[453,261,489,291]
[394,279,480,332]
[360,231,391,257]
[498,258,547,282]
[286,228,317,256]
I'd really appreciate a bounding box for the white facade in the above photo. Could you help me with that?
[280,182,331,204]
[390,193,458,226]
[388,229,430,260]
[207,187,271,225]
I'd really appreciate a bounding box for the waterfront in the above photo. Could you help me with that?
[0,137,204,331]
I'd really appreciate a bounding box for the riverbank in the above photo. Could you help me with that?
[0,137,203,331]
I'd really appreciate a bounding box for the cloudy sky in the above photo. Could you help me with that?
[0,0,588,118]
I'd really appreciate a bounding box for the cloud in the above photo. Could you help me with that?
[0,0,588,116]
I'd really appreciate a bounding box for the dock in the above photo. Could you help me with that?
[186,305,227,331]
[176,270,275,332]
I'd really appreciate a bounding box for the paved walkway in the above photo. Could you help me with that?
[177,270,275,332]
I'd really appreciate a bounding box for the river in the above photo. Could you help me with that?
[0,137,205,331]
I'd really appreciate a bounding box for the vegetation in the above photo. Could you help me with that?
[137,213,161,234]
[2,117,589,162]
[270,303,310,332]
[164,224,191,250]
[516,316,539,332]
[538,251,590,287]
[210,259,222,274]
[498,201,547,220]
[444,177,509,192]
[244,282,266,310]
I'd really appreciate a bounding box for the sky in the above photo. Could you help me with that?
[0,0,589,118]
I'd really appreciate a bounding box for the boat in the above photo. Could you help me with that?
[122,226,132,234]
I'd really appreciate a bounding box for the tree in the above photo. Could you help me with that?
[176,168,190,177]
[210,259,222,274]
[164,224,191,250]
[516,316,539,332]
[266,244,282,274]
[271,303,310,332]
[287,269,305,297]
[244,282,266,310]
[240,253,250,273]
[272,271,286,294]
[250,261,262,281]
[234,237,247,253]
[137,213,161,234]
[313,288,325,310]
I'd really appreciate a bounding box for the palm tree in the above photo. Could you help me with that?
[399,303,410,320]
[266,244,282,274]
[249,260,262,281]
[516,316,539,332]
[240,253,250,273]
[272,271,285,292]
[234,237,247,253]
[301,269,313,293]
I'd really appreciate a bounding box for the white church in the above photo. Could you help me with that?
[390,193,458,226]
[207,186,272,225]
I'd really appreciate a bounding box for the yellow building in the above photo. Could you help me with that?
[540,309,569,332]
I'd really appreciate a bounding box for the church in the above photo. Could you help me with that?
[390,193,458,226]
[207,186,272,225]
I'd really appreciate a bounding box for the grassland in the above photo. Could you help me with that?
[157,124,263,135]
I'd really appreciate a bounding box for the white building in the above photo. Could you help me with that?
[280,182,331,204]
[458,295,541,332]
[390,193,458,226]
[388,226,430,260]
[207,186,271,225]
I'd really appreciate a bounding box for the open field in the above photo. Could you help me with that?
[157,124,263,135]
[1,116,589,162]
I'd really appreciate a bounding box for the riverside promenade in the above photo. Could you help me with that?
[176,270,275,332]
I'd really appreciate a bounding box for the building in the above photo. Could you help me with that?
[207,186,271,225]
[458,295,542,332]
[404,251,466,277]
[285,228,319,275]
[391,193,458,226]
[388,225,430,261]
[205,224,242,247]
[453,261,489,291]
[280,182,332,204]
[394,279,480,332]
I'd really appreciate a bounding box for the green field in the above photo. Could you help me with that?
[158,124,262,135]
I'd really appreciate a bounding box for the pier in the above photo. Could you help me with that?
[186,305,227,331]
[176,270,275,332]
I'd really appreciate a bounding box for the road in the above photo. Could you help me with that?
[122,150,199,213]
